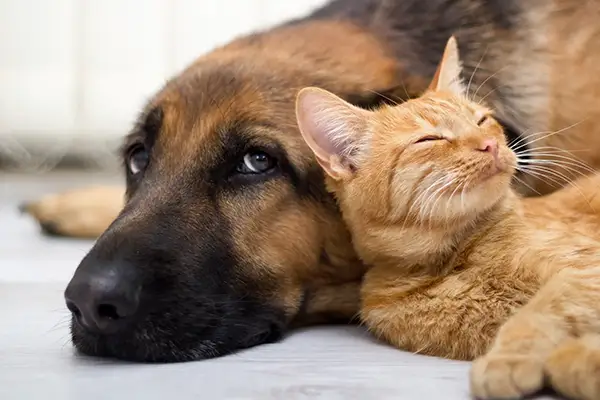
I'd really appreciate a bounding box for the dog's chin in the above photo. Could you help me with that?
[69,311,286,363]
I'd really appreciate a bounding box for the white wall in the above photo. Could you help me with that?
[0,0,327,168]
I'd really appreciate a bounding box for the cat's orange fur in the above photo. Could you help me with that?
[295,37,600,400]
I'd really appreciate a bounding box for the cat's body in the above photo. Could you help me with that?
[296,37,600,399]
[361,175,600,361]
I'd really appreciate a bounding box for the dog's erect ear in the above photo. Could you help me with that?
[295,87,371,181]
[428,36,466,97]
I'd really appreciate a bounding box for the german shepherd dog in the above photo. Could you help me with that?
[22,0,600,365]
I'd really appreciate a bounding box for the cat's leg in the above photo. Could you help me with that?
[470,267,600,399]
[359,267,529,361]
[545,334,600,400]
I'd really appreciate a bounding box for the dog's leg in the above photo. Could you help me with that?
[20,185,125,239]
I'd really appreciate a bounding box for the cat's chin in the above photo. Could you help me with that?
[459,173,513,215]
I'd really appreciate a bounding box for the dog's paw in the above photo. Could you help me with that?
[470,353,544,399]
[20,185,124,239]
[545,335,600,400]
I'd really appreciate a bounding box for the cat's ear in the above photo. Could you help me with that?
[428,36,466,97]
[295,87,371,180]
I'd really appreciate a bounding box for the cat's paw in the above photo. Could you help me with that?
[545,335,600,400]
[470,353,544,399]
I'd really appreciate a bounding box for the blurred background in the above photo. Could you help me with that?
[0,0,327,173]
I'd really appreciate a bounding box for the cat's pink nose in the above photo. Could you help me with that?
[477,139,498,157]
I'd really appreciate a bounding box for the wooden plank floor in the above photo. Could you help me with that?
[0,172,557,399]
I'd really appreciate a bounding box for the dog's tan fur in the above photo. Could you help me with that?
[296,36,600,399]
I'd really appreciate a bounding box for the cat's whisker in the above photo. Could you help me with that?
[508,125,586,154]
[519,158,593,180]
[424,178,455,230]
[459,178,471,215]
[514,146,586,159]
[509,129,577,153]
[515,149,595,173]
[477,84,508,106]
[520,164,583,195]
[517,153,596,171]
[518,157,597,176]
[511,120,587,153]
[472,65,510,101]
[516,152,592,165]
[428,188,450,230]
[366,89,400,106]
[466,46,489,101]
[519,164,576,183]
[521,164,596,211]
[417,180,446,228]
[512,175,541,196]
[399,79,411,101]
[515,146,591,155]
[402,176,447,230]
[518,167,564,190]
[507,127,534,149]
[446,179,465,225]
[510,130,556,153]
[411,184,443,229]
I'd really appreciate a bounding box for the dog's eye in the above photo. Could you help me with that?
[415,135,443,144]
[127,145,149,175]
[237,151,276,174]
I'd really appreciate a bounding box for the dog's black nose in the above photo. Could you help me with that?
[64,262,141,335]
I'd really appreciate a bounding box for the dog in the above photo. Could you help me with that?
[21,0,600,362]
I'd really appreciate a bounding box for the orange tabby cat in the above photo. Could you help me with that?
[295,37,600,400]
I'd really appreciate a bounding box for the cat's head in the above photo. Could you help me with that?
[295,37,518,233]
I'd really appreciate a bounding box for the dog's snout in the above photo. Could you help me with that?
[64,261,142,335]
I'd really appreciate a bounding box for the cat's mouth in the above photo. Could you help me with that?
[475,153,515,185]
[479,165,503,183]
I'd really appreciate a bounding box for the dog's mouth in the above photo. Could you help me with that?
[69,310,286,363]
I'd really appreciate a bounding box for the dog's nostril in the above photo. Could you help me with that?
[66,299,81,318]
[97,304,120,320]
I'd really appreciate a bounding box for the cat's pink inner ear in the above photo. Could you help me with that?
[295,87,368,178]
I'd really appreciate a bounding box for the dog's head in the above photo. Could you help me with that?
[63,21,420,362]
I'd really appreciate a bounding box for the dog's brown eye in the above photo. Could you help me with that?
[415,135,443,144]
[127,145,149,175]
[237,151,276,174]
[477,115,490,126]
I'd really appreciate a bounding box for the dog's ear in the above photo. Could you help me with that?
[428,36,466,97]
[295,87,372,181]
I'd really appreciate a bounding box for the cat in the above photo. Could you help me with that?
[295,36,600,400]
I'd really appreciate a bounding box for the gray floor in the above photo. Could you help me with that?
[0,172,553,400]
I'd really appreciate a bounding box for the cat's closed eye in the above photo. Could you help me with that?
[476,115,490,126]
[415,135,444,144]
